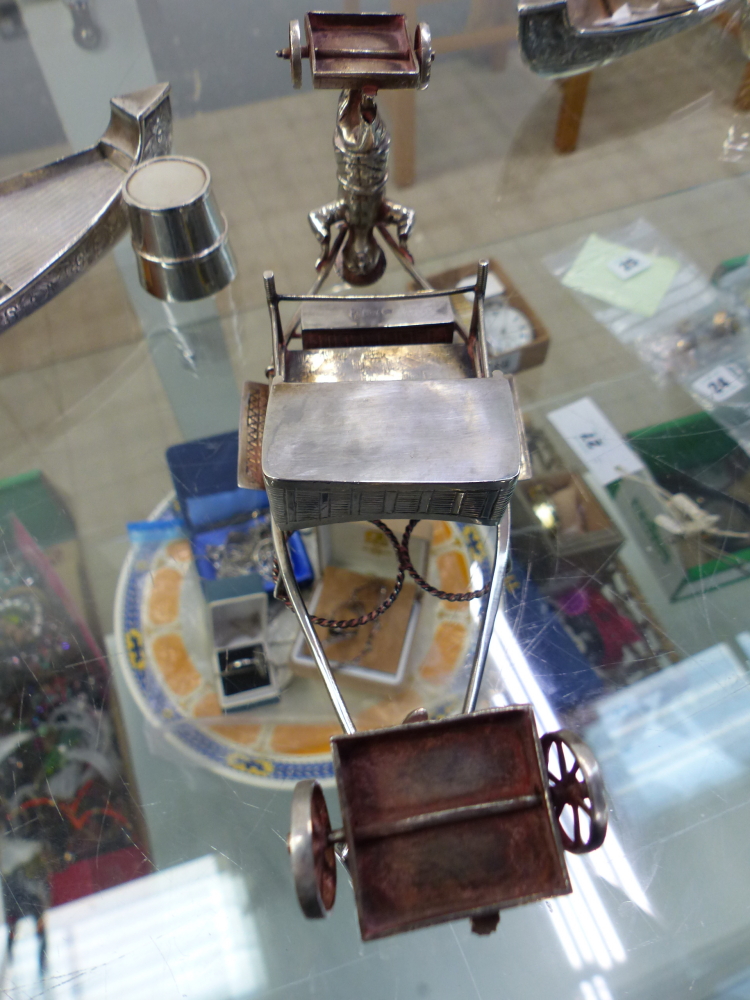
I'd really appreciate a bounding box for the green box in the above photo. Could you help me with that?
[611,413,750,600]
[0,470,76,548]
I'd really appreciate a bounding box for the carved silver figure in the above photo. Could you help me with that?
[278,12,431,285]
[308,88,414,285]
[0,7,611,946]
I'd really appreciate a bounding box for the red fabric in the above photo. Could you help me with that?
[585,590,642,663]
[50,847,152,906]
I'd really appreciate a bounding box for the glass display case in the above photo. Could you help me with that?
[3,1,750,997]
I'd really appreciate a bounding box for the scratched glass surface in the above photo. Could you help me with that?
[2,1,750,998]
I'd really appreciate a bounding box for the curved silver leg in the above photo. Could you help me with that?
[462,509,511,715]
[271,518,356,735]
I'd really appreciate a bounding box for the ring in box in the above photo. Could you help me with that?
[208,593,278,711]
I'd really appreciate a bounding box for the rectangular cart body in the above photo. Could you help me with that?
[333,705,571,939]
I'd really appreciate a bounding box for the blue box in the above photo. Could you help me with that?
[166,431,312,602]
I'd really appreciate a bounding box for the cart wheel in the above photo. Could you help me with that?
[415,22,433,90]
[288,779,337,917]
[541,730,607,854]
[289,19,303,89]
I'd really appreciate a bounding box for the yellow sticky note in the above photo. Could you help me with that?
[562,234,680,317]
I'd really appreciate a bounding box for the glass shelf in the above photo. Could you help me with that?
[2,3,750,997]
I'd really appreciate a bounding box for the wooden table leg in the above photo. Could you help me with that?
[735,61,750,111]
[385,0,515,186]
[388,88,417,188]
[554,72,592,154]
[387,0,419,187]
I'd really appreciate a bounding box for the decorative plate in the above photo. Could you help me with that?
[113,498,490,788]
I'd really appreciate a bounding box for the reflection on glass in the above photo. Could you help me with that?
[579,975,615,1000]
[489,615,651,971]
[42,855,266,1000]
[584,642,750,819]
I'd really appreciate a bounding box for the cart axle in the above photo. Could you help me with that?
[350,794,541,843]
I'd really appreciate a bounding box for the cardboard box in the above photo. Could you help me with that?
[511,471,623,580]
[417,259,550,375]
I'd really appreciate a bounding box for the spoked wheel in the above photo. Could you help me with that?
[289,19,303,89]
[288,779,337,917]
[541,730,607,854]
[415,22,433,90]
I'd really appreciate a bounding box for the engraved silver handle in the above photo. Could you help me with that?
[519,0,735,76]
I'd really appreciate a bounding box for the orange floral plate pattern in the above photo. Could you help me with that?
[114,499,490,787]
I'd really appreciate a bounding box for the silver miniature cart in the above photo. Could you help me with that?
[233,10,610,941]
[238,260,608,939]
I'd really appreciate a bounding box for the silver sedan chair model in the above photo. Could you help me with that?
[519,0,736,76]
[0,84,235,332]
[238,12,609,941]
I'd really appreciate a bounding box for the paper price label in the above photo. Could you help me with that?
[577,430,605,452]
[606,249,652,281]
[692,364,747,403]
[547,397,645,486]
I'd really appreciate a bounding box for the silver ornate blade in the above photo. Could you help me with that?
[0,83,172,331]
[518,0,733,77]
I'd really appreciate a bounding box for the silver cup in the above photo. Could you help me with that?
[123,155,236,302]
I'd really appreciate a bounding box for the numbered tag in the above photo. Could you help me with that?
[692,363,747,403]
[547,397,645,485]
[606,249,652,281]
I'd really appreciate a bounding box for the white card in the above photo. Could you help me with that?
[692,363,747,403]
[547,397,645,486]
[606,249,652,281]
